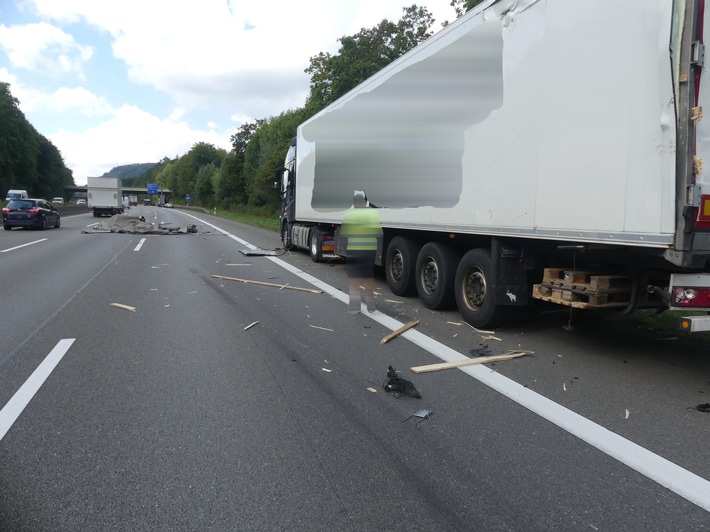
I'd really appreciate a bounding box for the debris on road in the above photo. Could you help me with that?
[409,350,533,374]
[211,274,322,294]
[239,248,281,256]
[469,344,491,357]
[692,403,710,413]
[322,368,332,373]
[309,325,333,332]
[383,365,421,398]
[244,321,259,331]
[402,408,433,427]
[380,320,420,345]
[110,303,136,312]
[83,214,197,234]
[367,387,378,393]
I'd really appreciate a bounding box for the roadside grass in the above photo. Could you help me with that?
[178,204,280,232]
[214,206,280,232]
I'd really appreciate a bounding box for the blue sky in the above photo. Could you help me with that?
[0,0,456,185]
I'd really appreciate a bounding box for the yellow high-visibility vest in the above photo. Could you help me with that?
[342,208,382,251]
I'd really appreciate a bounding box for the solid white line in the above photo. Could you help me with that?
[134,238,146,251]
[0,238,47,253]
[181,212,710,512]
[0,338,75,441]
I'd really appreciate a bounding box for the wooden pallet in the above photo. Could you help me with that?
[532,284,630,309]
[533,268,633,309]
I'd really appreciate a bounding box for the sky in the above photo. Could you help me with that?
[0,0,457,185]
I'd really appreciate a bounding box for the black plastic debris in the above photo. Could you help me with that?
[693,403,710,413]
[383,365,421,399]
[469,343,491,357]
[402,409,433,427]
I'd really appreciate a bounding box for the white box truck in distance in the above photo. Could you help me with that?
[87,177,124,217]
[277,0,710,331]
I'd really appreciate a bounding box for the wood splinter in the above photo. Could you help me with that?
[410,350,533,374]
[380,320,420,345]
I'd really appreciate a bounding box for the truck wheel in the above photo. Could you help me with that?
[385,236,419,296]
[309,227,322,262]
[455,248,508,328]
[281,222,294,250]
[4,226,11,231]
[415,242,459,309]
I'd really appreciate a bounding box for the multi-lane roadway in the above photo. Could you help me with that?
[1,206,709,530]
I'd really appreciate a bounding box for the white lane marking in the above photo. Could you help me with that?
[134,238,146,251]
[180,212,710,512]
[0,338,75,441]
[0,238,48,253]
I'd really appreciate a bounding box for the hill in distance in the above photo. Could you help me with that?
[101,163,156,180]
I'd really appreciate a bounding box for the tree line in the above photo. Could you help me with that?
[128,0,481,213]
[0,82,74,199]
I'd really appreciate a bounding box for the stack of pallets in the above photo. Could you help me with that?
[532,268,632,309]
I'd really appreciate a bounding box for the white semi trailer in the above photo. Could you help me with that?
[277,0,710,331]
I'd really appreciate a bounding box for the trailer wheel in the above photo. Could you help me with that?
[309,227,322,262]
[385,236,419,296]
[415,242,459,309]
[281,222,294,250]
[455,248,508,328]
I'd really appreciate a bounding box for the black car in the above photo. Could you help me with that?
[3,199,61,230]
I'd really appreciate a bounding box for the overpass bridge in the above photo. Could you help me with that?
[65,186,173,200]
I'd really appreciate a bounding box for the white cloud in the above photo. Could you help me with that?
[51,104,232,184]
[0,21,92,79]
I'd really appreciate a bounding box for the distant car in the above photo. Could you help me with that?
[76,199,86,205]
[144,199,152,206]
[3,199,60,230]
[52,197,64,205]
[164,203,174,208]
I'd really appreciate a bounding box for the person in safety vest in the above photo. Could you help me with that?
[341,191,382,313]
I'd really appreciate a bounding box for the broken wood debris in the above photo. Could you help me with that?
[380,320,420,344]
[409,350,533,374]
[244,321,259,331]
[211,274,322,294]
[309,325,333,332]
[110,303,136,312]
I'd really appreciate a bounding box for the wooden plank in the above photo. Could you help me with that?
[410,351,533,374]
[211,274,322,294]
[380,320,420,344]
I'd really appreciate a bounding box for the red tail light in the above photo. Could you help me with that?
[1,208,9,213]
[27,208,40,213]
[672,286,710,307]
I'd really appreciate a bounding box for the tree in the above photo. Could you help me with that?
[305,5,436,109]
[0,82,74,197]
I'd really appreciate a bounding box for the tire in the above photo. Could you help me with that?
[309,227,323,262]
[281,222,294,250]
[455,248,509,329]
[3,226,11,231]
[385,236,420,296]
[415,242,459,309]
[55,217,60,228]
[40,217,47,230]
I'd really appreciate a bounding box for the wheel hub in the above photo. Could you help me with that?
[463,270,486,309]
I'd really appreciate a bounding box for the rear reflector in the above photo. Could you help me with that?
[700,195,710,221]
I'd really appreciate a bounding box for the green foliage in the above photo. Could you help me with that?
[0,82,74,198]
[305,5,435,109]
